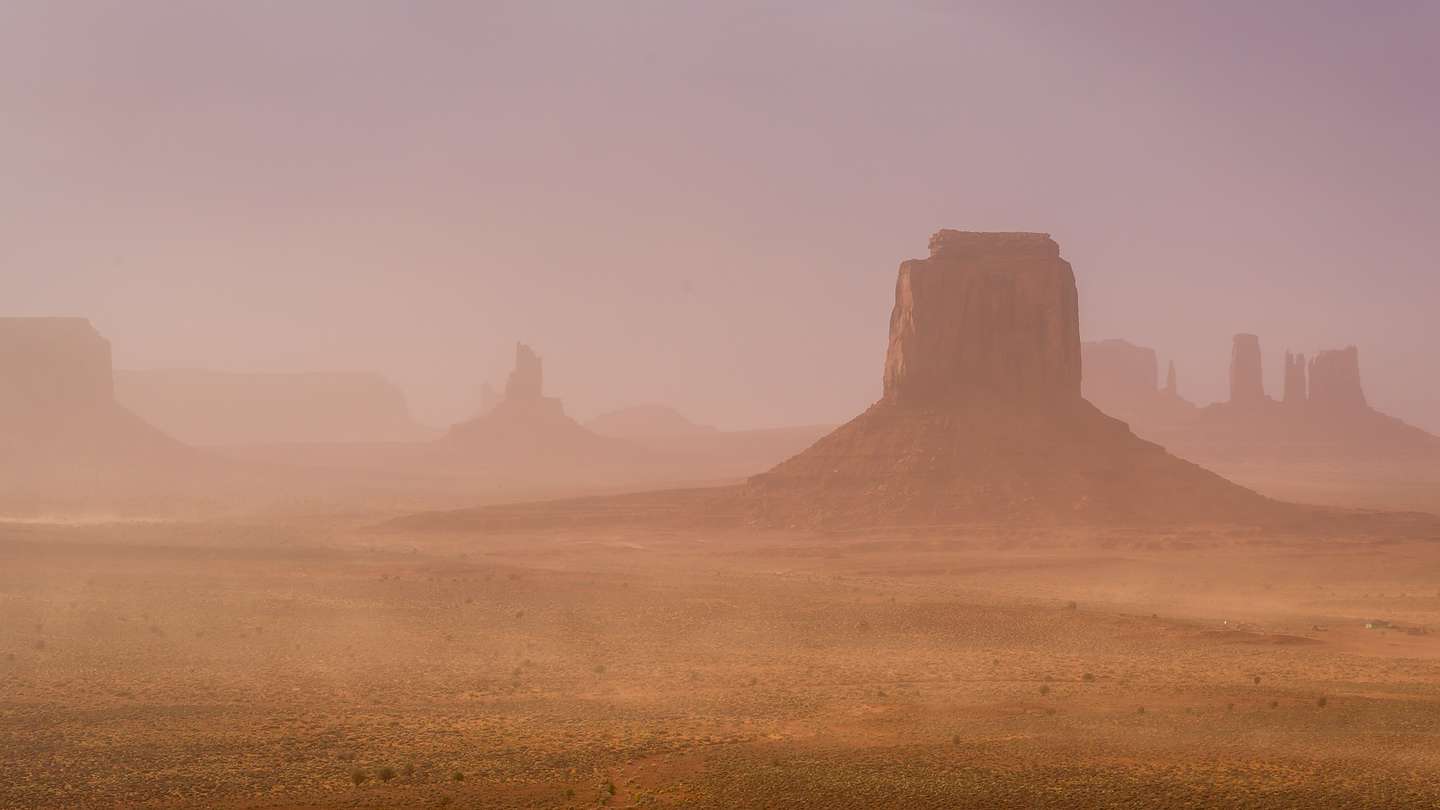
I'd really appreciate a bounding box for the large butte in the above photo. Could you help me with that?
[738,230,1278,527]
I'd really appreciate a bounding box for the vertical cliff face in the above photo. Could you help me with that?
[746,230,1272,527]
[0,317,115,428]
[1229,334,1265,407]
[882,231,1080,406]
[1283,352,1308,406]
[1308,347,1368,413]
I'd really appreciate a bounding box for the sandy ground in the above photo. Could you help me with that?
[4,482,1440,809]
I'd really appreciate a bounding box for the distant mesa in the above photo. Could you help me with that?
[586,404,829,477]
[734,230,1276,527]
[587,405,719,441]
[0,317,209,496]
[1081,338,1195,433]
[1153,335,1440,462]
[115,369,432,445]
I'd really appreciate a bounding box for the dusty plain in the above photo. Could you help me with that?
[3,473,1440,809]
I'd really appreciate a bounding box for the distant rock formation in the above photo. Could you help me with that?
[433,343,655,482]
[736,231,1274,527]
[1229,334,1266,407]
[1283,351,1307,407]
[1081,339,1195,433]
[0,318,209,497]
[1155,336,1440,462]
[504,343,544,402]
[477,383,500,417]
[115,369,432,445]
[1308,347,1367,414]
[0,317,115,426]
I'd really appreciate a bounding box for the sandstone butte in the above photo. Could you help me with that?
[734,230,1279,528]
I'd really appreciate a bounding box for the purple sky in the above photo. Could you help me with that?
[4,1,1437,431]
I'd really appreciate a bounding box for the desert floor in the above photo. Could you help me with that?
[4,474,1440,809]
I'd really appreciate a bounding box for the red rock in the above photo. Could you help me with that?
[884,231,1079,405]
[741,231,1274,527]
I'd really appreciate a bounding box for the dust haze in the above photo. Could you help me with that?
[4,3,1440,809]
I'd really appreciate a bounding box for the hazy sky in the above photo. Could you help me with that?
[4,1,1437,431]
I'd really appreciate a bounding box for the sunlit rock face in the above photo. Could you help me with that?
[883,231,1080,406]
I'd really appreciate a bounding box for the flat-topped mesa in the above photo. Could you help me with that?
[1308,347,1367,413]
[882,230,1080,406]
[0,317,115,426]
[1228,334,1265,407]
[1283,351,1308,406]
[1083,339,1160,400]
[504,343,544,402]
